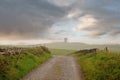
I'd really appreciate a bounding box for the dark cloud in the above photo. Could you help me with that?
[0,0,67,40]
[0,0,120,40]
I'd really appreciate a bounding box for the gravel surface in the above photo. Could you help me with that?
[23,56,83,80]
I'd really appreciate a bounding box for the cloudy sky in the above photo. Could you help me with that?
[0,0,120,45]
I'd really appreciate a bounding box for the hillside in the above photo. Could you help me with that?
[45,42,120,52]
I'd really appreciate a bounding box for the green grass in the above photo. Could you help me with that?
[0,47,51,80]
[73,52,120,80]
[50,49,76,55]
[46,42,120,52]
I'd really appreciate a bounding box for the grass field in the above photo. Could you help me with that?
[0,47,51,80]
[50,49,76,55]
[1,45,120,80]
[73,52,120,80]
[46,42,120,52]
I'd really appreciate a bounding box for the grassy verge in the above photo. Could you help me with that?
[0,47,51,80]
[73,52,120,80]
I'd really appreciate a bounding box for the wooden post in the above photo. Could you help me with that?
[105,47,109,53]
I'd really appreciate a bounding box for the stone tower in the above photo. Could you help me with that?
[64,38,68,43]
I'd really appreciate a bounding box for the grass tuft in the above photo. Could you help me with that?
[73,52,120,80]
[0,47,51,80]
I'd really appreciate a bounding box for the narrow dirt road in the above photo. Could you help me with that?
[23,56,83,80]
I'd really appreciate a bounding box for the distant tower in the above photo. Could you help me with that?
[64,38,68,43]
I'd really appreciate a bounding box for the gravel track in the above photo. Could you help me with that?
[23,56,83,80]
